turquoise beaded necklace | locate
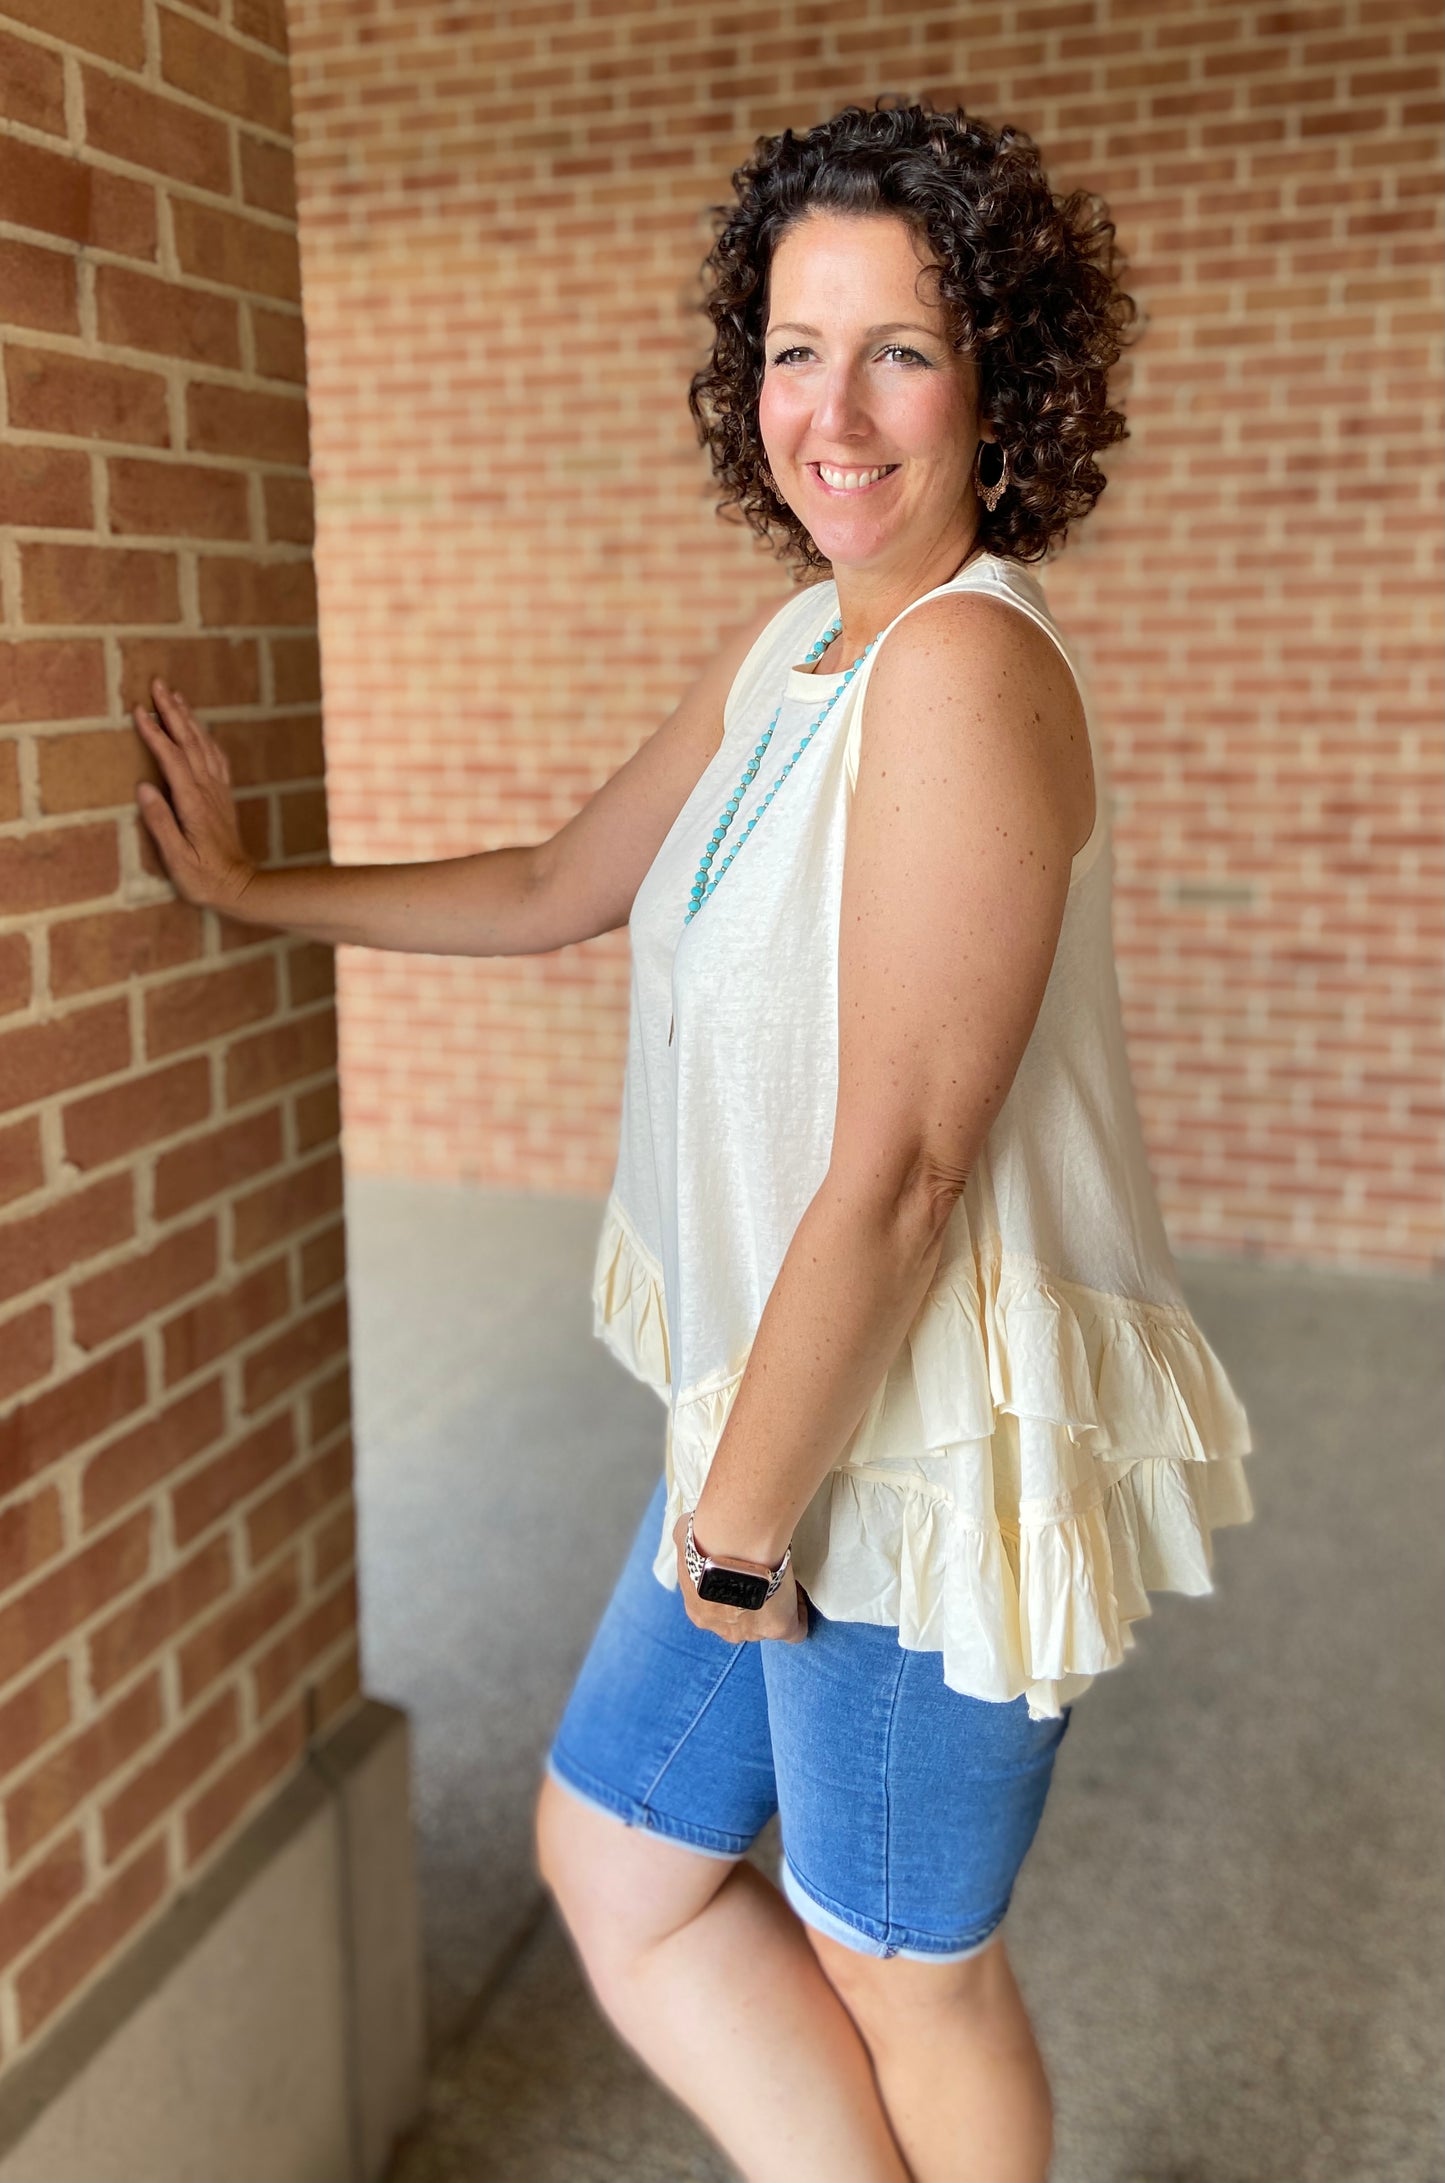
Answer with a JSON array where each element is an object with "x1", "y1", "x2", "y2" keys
[
  {"x1": 684, "y1": 613, "x2": 878, "y2": 926},
  {"x1": 667, "y1": 609, "x2": 880, "y2": 1046}
]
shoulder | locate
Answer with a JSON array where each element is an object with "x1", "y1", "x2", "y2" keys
[{"x1": 858, "y1": 585, "x2": 1090, "y2": 805}]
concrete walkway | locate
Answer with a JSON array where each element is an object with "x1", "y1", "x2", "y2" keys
[{"x1": 344, "y1": 1172, "x2": 1444, "y2": 2183}]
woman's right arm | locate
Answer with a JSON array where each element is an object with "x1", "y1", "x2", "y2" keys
[{"x1": 133, "y1": 593, "x2": 789, "y2": 956}]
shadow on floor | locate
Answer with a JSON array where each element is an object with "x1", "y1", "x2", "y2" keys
[{"x1": 346, "y1": 1173, "x2": 1444, "y2": 2183}]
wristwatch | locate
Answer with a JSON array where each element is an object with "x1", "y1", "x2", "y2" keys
[{"x1": 683, "y1": 1511, "x2": 792, "y2": 1611}]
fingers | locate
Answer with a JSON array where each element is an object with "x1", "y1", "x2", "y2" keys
[{"x1": 148, "y1": 679, "x2": 228, "y2": 786}]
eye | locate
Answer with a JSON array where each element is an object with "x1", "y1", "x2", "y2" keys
[
  {"x1": 878, "y1": 344, "x2": 932, "y2": 366},
  {"x1": 768, "y1": 345, "x2": 812, "y2": 367}
]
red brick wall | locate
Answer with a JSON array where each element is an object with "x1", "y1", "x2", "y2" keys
[
  {"x1": 1, "y1": 0, "x2": 359, "y2": 2063},
  {"x1": 288, "y1": 0, "x2": 1443, "y2": 1273}
]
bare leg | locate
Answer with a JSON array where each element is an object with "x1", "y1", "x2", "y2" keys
[
  {"x1": 536, "y1": 1773, "x2": 911, "y2": 2183},
  {"x1": 805, "y1": 1924, "x2": 1056, "y2": 2183}
]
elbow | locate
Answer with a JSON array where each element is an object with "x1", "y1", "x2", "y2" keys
[{"x1": 824, "y1": 1143, "x2": 970, "y2": 1265}]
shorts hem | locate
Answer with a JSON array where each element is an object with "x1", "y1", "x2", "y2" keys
[
  {"x1": 781, "y1": 1855, "x2": 1009, "y2": 1962},
  {"x1": 544, "y1": 1749, "x2": 749, "y2": 1862}
]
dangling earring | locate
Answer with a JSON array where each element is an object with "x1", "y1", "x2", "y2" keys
[{"x1": 974, "y1": 439, "x2": 1009, "y2": 513}]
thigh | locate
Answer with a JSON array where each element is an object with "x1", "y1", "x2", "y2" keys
[
  {"x1": 761, "y1": 1602, "x2": 1073, "y2": 1961},
  {"x1": 546, "y1": 1469, "x2": 779, "y2": 1858}
]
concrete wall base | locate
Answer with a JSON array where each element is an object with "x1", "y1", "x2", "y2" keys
[{"x1": 0, "y1": 1698, "x2": 424, "y2": 2183}]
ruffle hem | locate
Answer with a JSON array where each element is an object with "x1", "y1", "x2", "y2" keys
[{"x1": 590, "y1": 1193, "x2": 1254, "y2": 1721}]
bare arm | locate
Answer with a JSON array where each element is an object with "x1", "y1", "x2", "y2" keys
[{"x1": 132, "y1": 592, "x2": 790, "y2": 956}]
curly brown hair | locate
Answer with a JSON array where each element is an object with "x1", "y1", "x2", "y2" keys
[{"x1": 687, "y1": 99, "x2": 1140, "y2": 574}]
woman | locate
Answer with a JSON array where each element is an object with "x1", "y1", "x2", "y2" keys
[{"x1": 135, "y1": 101, "x2": 1254, "y2": 2183}]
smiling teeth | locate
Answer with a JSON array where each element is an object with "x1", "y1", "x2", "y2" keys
[{"x1": 817, "y1": 463, "x2": 895, "y2": 490}]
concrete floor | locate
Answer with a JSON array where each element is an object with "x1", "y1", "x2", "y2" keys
[{"x1": 344, "y1": 1172, "x2": 1445, "y2": 2183}]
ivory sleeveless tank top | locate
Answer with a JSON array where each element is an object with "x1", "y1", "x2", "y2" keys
[{"x1": 591, "y1": 549, "x2": 1255, "y2": 1720}]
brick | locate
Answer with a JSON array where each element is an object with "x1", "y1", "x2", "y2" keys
[
  {"x1": 88, "y1": 1536, "x2": 231, "y2": 1698},
  {"x1": 0, "y1": 1118, "x2": 45, "y2": 1214},
  {"x1": 81, "y1": 1376, "x2": 226, "y2": 1534},
  {"x1": 0, "y1": 822, "x2": 120, "y2": 912},
  {"x1": 17, "y1": 1837, "x2": 170, "y2": 2039},
  {"x1": 241, "y1": 1292, "x2": 348, "y2": 1414},
  {"x1": 0, "y1": 23, "x2": 66, "y2": 133},
  {"x1": 0, "y1": 137, "x2": 155, "y2": 259},
  {"x1": 0, "y1": 0, "x2": 145, "y2": 69},
  {"x1": 0, "y1": 1300, "x2": 53, "y2": 1409},
  {"x1": 108, "y1": 457, "x2": 251, "y2": 541},
  {"x1": 286, "y1": 942, "x2": 334, "y2": 1010},
  {"x1": 153, "y1": 1104, "x2": 285, "y2": 1222},
  {"x1": 5, "y1": 1674, "x2": 165, "y2": 1864},
  {"x1": 0, "y1": 1661, "x2": 71, "y2": 1782},
  {"x1": 217, "y1": 709, "x2": 325, "y2": 788},
  {"x1": 50, "y1": 903, "x2": 201, "y2": 999},
  {"x1": 171, "y1": 1410, "x2": 295, "y2": 1546},
  {"x1": 0, "y1": 1511, "x2": 152, "y2": 1692},
  {"x1": 226, "y1": 1013, "x2": 336, "y2": 1106},
  {"x1": 0, "y1": 1834, "x2": 87, "y2": 1984},
  {"x1": 186, "y1": 382, "x2": 309, "y2": 467},
  {"x1": 277, "y1": 786, "x2": 327, "y2": 858},
  {"x1": 0, "y1": 1332, "x2": 145, "y2": 1496},
  {"x1": 0, "y1": 1486, "x2": 64, "y2": 1591},
  {"x1": 233, "y1": 0, "x2": 289, "y2": 55},
  {"x1": 161, "y1": 1252, "x2": 290, "y2": 1385},
  {"x1": 262, "y1": 474, "x2": 314, "y2": 545},
  {"x1": 307, "y1": 1366, "x2": 351, "y2": 1449},
  {"x1": 160, "y1": 8, "x2": 292, "y2": 133},
  {"x1": 63, "y1": 1056, "x2": 210, "y2": 1172},
  {"x1": 0, "y1": 1000, "x2": 132, "y2": 1120},
  {"x1": 240, "y1": 134, "x2": 297, "y2": 220},
  {"x1": 72, "y1": 1216, "x2": 219, "y2": 1350},
  {"x1": 0, "y1": 237, "x2": 80, "y2": 336},
  {"x1": 5, "y1": 347, "x2": 169, "y2": 448},
  {"x1": 41, "y1": 720, "x2": 166, "y2": 816},
  {"x1": 21, "y1": 543, "x2": 181, "y2": 627},
  {"x1": 83, "y1": 67, "x2": 233, "y2": 196},
  {"x1": 0, "y1": 740, "x2": 17, "y2": 824},
  {"x1": 293, "y1": 1078, "x2": 341, "y2": 1154},
  {"x1": 310, "y1": 1498, "x2": 355, "y2": 1588},
  {"x1": 250, "y1": 303, "x2": 307, "y2": 385},
  {"x1": 0, "y1": 931, "x2": 30, "y2": 1016},
  {"x1": 176, "y1": 1555, "x2": 300, "y2": 1704},
  {"x1": 233, "y1": 1147, "x2": 343, "y2": 1261},
  {"x1": 143, "y1": 954, "x2": 278, "y2": 1061},
  {"x1": 199, "y1": 555, "x2": 318, "y2": 629},
  {"x1": 184, "y1": 1698, "x2": 304, "y2": 1867},
  {"x1": 298, "y1": 1218, "x2": 346, "y2": 1302},
  {"x1": 245, "y1": 1437, "x2": 349, "y2": 1567},
  {"x1": 96, "y1": 265, "x2": 242, "y2": 371},
  {"x1": 119, "y1": 635, "x2": 262, "y2": 712},
  {"x1": 101, "y1": 1688, "x2": 239, "y2": 1863},
  {"x1": 269, "y1": 634, "x2": 321, "y2": 705},
  {"x1": 252, "y1": 1573, "x2": 357, "y2": 1716},
  {"x1": 0, "y1": 443, "x2": 92, "y2": 529},
  {"x1": 172, "y1": 197, "x2": 301, "y2": 306},
  {"x1": 0, "y1": 640, "x2": 107, "y2": 726}
]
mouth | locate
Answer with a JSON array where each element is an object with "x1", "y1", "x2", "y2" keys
[{"x1": 807, "y1": 462, "x2": 900, "y2": 496}]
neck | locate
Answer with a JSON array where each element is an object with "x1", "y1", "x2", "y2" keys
[{"x1": 828, "y1": 521, "x2": 984, "y2": 662}]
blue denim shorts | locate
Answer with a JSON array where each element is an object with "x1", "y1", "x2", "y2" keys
[{"x1": 545, "y1": 1471, "x2": 1073, "y2": 1962}]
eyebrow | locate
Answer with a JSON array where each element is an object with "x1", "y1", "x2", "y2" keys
[{"x1": 765, "y1": 321, "x2": 941, "y2": 341}]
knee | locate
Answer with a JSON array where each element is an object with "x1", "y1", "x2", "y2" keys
[{"x1": 805, "y1": 1923, "x2": 1013, "y2": 2056}]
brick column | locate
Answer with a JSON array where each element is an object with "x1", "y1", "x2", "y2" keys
[{"x1": 1, "y1": 0, "x2": 360, "y2": 2065}]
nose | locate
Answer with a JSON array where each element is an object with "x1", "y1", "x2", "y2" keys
[{"x1": 810, "y1": 359, "x2": 872, "y2": 444}]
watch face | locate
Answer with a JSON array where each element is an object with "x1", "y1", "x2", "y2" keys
[{"x1": 696, "y1": 1564, "x2": 771, "y2": 1611}]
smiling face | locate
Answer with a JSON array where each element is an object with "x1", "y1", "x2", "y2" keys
[{"x1": 758, "y1": 208, "x2": 992, "y2": 581}]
